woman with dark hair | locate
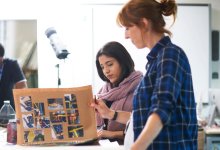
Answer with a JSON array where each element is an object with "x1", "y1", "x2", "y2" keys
[
  {"x1": 95, "y1": 41, "x2": 142, "y2": 144},
  {"x1": 92, "y1": 0, "x2": 198, "y2": 149}
]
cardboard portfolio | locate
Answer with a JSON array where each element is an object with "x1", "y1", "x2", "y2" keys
[{"x1": 13, "y1": 85, "x2": 97, "y2": 145}]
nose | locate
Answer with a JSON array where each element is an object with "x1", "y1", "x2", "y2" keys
[{"x1": 103, "y1": 67, "x2": 110, "y2": 75}]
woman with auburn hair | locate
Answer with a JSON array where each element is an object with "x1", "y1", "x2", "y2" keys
[{"x1": 91, "y1": 0, "x2": 198, "y2": 149}]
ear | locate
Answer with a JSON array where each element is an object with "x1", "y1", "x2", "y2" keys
[
  {"x1": 141, "y1": 18, "x2": 150, "y2": 28},
  {"x1": 141, "y1": 18, "x2": 149, "y2": 25},
  {"x1": 140, "y1": 18, "x2": 150, "y2": 32}
]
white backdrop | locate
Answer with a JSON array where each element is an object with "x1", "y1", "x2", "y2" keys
[
  {"x1": 36, "y1": 4, "x2": 211, "y2": 103},
  {"x1": 0, "y1": 1, "x2": 211, "y2": 102},
  {"x1": 90, "y1": 4, "x2": 211, "y2": 102}
]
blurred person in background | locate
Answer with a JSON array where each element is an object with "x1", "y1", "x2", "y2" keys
[{"x1": 0, "y1": 43, "x2": 27, "y2": 110}]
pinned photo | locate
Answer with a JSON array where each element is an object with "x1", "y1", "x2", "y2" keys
[
  {"x1": 33, "y1": 102, "x2": 45, "y2": 117},
  {"x1": 68, "y1": 125, "x2": 84, "y2": 138},
  {"x1": 22, "y1": 114, "x2": 34, "y2": 129},
  {"x1": 51, "y1": 124, "x2": 64, "y2": 140},
  {"x1": 65, "y1": 94, "x2": 77, "y2": 109},
  {"x1": 48, "y1": 98, "x2": 64, "y2": 110},
  {"x1": 24, "y1": 130, "x2": 45, "y2": 143},
  {"x1": 35, "y1": 117, "x2": 50, "y2": 129},
  {"x1": 20, "y1": 96, "x2": 33, "y2": 112},
  {"x1": 67, "y1": 109, "x2": 80, "y2": 124},
  {"x1": 50, "y1": 110, "x2": 66, "y2": 123}
]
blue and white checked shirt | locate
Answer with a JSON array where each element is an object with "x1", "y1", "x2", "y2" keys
[{"x1": 133, "y1": 36, "x2": 198, "y2": 150}]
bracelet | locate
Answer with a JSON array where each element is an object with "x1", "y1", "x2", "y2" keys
[{"x1": 112, "y1": 111, "x2": 118, "y2": 121}]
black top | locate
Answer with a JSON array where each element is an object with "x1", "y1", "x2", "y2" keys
[{"x1": 0, "y1": 58, "x2": 26, "y2": 109}]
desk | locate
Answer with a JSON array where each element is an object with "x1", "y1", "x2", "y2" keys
[
  {"x1": 0, "y1": 127, "x2": 124, "y2": 150},
  {"x1": 204, "y1": 127, "x2": 220, "y2": 150},
  {"x1": 206, "y1": 135, "x2": 220, "y2": 150}
]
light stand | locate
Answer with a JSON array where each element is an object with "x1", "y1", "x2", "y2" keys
[
  {"x1": 45, "y1": 27, "x2": 70, "y2": 88},
  {"x1": 55, "y1": 64, "x2": 61, "y2": 88}
]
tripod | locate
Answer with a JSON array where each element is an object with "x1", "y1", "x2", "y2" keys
[{"x1": 55, "y1": 64, "x2": 61, "y2": 88}]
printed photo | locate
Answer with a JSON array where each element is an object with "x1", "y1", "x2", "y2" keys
[
  {"x1": 22, "y1": 114, "x2": 34, "y2": 129},
  {"x1": 24, "y1": 130, "x2": 44, "y2": 143},
  {"x1": 48, "y1": 98, "x2": 64, "y2": 110},
  {"x1": 68, "y1": 125, "x2": 84, "y2": 138},
  {"x1": 65, "y1": 94, "x2": 77, "y2": 109},
  {"x1": 33, "y1": 102, "x2": 45, "y2": 117},
  {"x1": 35, "y1": 117, "x2": 50, "y2": 129},
  {"x1": 67, "y1": 109, "x2": 80, "y2": 124},
  {"x1": 49, "y1": 110, "x2": 66, "y2": 123},
  {"x1": 20, "y1": 96, "x2": 33, "y2": 112},
  {"x1": 51, "y1": 124, "x2": 64, "y2": 140}
]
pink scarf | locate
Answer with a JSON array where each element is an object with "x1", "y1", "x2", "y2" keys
[{"x1": 96, "y1": 71, "x2": 143, "y2": 131}]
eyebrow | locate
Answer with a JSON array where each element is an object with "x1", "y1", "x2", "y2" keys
[{"x1": 100, "y1": 59, "x2": 115, "y2": 66}]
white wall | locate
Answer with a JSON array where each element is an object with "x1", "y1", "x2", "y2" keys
[
  {"x1": 1, "y1": 20, "x2": 37, "y2": 68},
  {"x1": 0, "y1": 0, "x2": 220, "y2": 97},
  {"x1": 177, "y1": 0, "x2": 220, "y2": 90},
  {"x1": 81, "y1": 0, "x2": 220, "y2": 90},
  {"x1": 80, "y1": 0, "x2": 220, "y2": 31},
  {"x1": 37, "y1": 8, "x2": 93, "y2": 88}
]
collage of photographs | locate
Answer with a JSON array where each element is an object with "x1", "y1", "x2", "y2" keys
[{"x1": 19, "y1": 93, "x2": 84, "y2": 143}]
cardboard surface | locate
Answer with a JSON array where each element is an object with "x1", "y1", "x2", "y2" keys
[{"x1": 13, "y1": 85, "x2": 97, "y2": 145}]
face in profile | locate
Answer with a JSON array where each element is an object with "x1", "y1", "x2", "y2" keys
[
  {"x1": 125, "y1": 24, "x2": 147, "y2": 49},
  {"x1": 98, "y1": 55, "x2": 122, "y2": 85}
]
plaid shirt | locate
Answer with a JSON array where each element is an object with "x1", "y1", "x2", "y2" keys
[{"x1": 133, "y1": 36, "x2": 198, "y2": 150}]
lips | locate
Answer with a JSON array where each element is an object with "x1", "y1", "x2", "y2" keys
[{"x1": 107, "y1": 75, "x2": 113, "y2": 80}]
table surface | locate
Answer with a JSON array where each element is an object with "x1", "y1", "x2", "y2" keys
[
  {"x1": 204, "y1": 127, "x2": 220, "y2": 135},
  {"x1": 0, "y1": 127, "x2": 124, "y2": 150}
]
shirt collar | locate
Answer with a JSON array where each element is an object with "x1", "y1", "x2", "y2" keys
[{"x1": 146, "y1": 36, "x2": 171, "y2": 62}]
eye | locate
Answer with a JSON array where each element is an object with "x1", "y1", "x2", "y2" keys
[{"x1": 107, "y1": 62, "x2": 113, "y2": 67}]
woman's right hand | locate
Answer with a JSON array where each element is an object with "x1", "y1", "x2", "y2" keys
[
  {"x1": 91, "y1": 98, "x2": 114, "y2": 120},
  {"x1": 97, "y1": 129, "x2": 113, "y2": 139}
]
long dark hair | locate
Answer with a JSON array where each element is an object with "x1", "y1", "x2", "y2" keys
[{"x1": 96, "y1": 41, "x2": 135, "y2": 87}]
